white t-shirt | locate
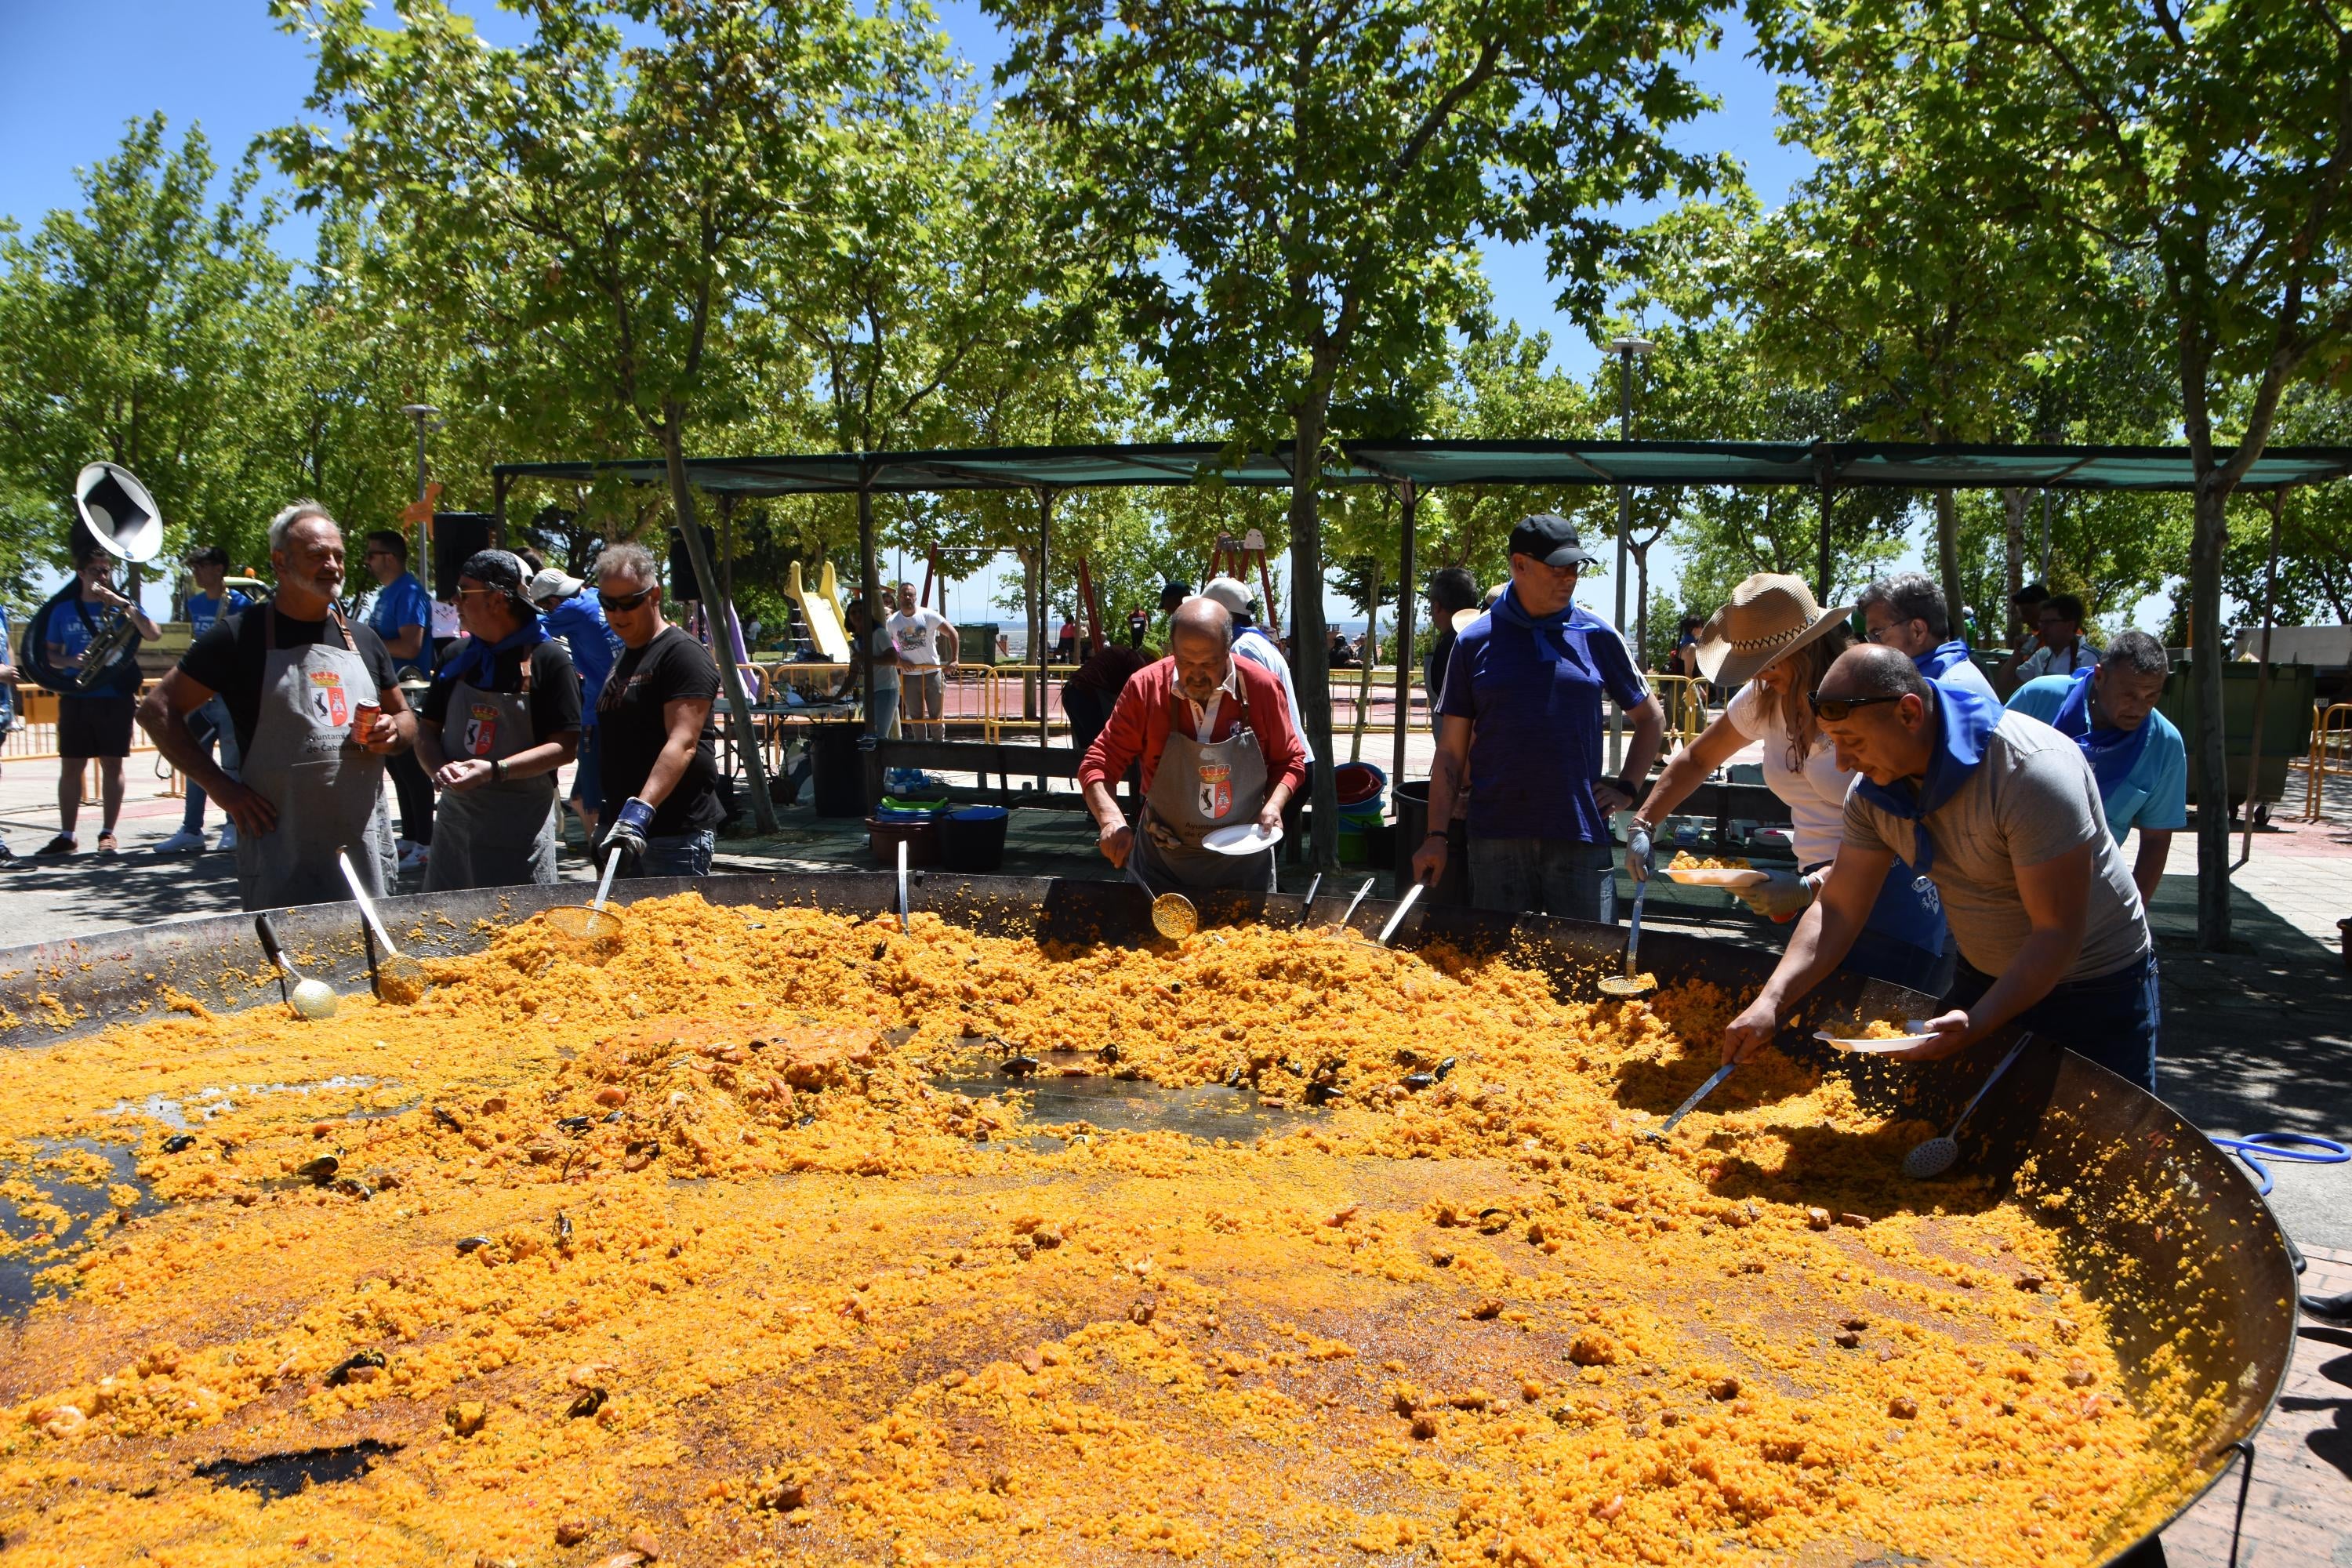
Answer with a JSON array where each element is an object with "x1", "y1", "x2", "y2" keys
[
  {"x1": 869, "y1": 627, "x2": 899, "y2": 692},
  {"x1": 887, "y1": 608, "x2": 952, "y2": 670},
  {"x1": 1726, "y1": 680, "x2": 1852, "y2": 869},
  {"x1": 2018, "y1": 641, "x2": 2093, "y2": 681},
  {"x1": 1232, "y1": 625, "x2": 1314, "y2": 767}
]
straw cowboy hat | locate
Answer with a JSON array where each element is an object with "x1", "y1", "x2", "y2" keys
[{"x1": 1693, "y1": 573, "x2": 1855, "y2": 688}]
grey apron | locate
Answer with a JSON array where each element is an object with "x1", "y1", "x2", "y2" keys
[
  {"x1": 423, "y1": 655, "x2": 561, "y2": 892},
  {"x1": 235, "y1": 605, "x2": 398, "y2": 912},
  {"x1": 1134, "y1": 685, "x2": 1275, "y2": 894}
]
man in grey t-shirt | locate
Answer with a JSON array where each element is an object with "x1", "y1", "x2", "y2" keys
[{"x1": 1724, "y1": 645, "x2": 2159, "y2": 1091}]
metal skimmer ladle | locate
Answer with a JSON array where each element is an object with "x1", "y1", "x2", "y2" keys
[
  {"x1": 1595, "y1": 874, "x2": 1654, "y2": 998},
  {"x1": 1124, "y1": 849, "x2": 1196, "y2": 939},
  {"x1": 1904, "y1": 1034, "x2": 2034, "y2": 1179},
  {"x1": 543, "y1": 845, "x2": 630, "y2": 949},
  {"x1": 255, "y1": 912, "x2": 337, "y2": 1020},
  {"x1": 1375, "y1": 878, "x2": 1425, "y2": 946},
  {"x1": 338, "y1": 849, "x2": 428, "y2": 1004},
  {"x1": 1646, "y1": 1062, "x2": 1736, "y2": 1141},
  {"x1": 1337, "y1": 877, "x2": 1376, "y2": 931}
]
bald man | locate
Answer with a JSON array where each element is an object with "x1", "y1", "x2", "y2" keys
[
  {"x1": 1079, "y1": 597, "x2": 1308, "y2": 893},
  {"x1": 1722, "y1": 644, "x2": 2158, "y2": 1091}
]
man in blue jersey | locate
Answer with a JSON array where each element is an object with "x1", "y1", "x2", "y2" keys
[
  {"x1": 1410, "y1": 514, "x2": 1664, "y2": 922},
  {"x1": 2005, "y1": 629, "x2": 2183, "y2": 909},
  {"x1": 364, "y1": 528, "x2": 438, "y2": 873},
  {"x1": 531, "y1": 566, "x2": 622, "y2": 844},
  {"x1": 1857, "y1": 572, "x2": 1999, "y2": 702},
  {"x1": 153, "y1": 547, "x2": 253, "y2": 855}
]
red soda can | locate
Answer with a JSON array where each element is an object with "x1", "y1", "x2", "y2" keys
[{"x1": 351, "y1": 701, "x2": 381, "y2": 745}]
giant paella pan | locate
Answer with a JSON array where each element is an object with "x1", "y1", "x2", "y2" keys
[{"x1": 0, "y1": 873, "x2": 2293, "y2": 1566}]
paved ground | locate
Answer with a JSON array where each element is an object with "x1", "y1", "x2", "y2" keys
[{"x1": 2, "y1": 749, "x2": 2348, "y2": 1562}]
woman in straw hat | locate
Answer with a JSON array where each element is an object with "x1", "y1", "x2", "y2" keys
[{"x1": 1625, "y1": 573, "x2": 1950, "y2": 993}]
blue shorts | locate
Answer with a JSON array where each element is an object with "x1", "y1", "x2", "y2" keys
[{"x1": 570, "y1": 727, "x2": 602, "y2": 813}]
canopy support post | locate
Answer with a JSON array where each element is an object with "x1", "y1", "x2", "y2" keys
[
  {"x1": 858, "y1": 465, "x2": 881, "y2": 808},
  {"x1": 492, "y1": 470, "x2": 510, "y2": 548},
  {"x1": 1390, "y1": 477, "x2": 1417, "y2": 793},
  {"x1": 1036, "y1": 488, "x2": 1054, "y2": 790}
]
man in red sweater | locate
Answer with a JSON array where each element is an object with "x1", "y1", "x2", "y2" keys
[{"x1": 1080, "y1": 597, "x2": 1307, "y2": 892}]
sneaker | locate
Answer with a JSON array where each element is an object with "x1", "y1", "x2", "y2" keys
[
  {"x1": 398, "y1": 843, "x2": 430, "y2": 873},
  {"x1": 153, "y1": 829, "x2": 209, "y2": 856},
  {"x1": 34, "y1": 833, "x2": 75, "y2": 856},
  {"x1": 96, "y1": 832, "x2": 119, "y2": 855},
  {"x1": 216, "y1": 822, "x2": 238, "y2": 853}
]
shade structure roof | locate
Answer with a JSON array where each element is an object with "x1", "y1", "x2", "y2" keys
[{"x1": 492, "y1": 439, "x2": 2352, "y2": 497}]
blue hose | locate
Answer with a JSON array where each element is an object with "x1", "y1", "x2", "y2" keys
[{"x1": 2209, "y1": 1131, "x2": 2350, "y2": 1197}]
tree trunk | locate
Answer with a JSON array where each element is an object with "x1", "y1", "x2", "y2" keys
[
  {"x1": 1633, "y1": 543, "x2": 1651, "y2": 673},
  {"x1": 2001, "y1": 488, "x2": 2027, "y2": 644},
  {"x1": 659, "y1": 415, "x2": 776, "y2": 835},
  {"x1": 1287, "y1": 414, "x2": 1338, "y2": 872},
  {"x1": 1933, "y1": 488, "x2": 1965, "y2": 647},
  {"x1": 2190, "y1": 480, "x2": 2232, "y2": 949},
  {"x1": 858, "y1": 478, "x2": 880, "y2": 804}
]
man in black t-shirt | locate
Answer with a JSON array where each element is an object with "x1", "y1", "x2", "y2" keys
[
  {"x1": 140, "y1": 504, "x2": 416, "y2": 909},
  {"x1": 589, "y1": 543, "x2": 724, "y2": 879}
]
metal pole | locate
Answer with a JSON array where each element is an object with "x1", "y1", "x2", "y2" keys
[
  {"x1": 1817, "y1": 485, "x2": 1834, "y2": 604},
  {"x1": 1036, "y1": 490, "x2": 1052, "y2": 788},
  {"x1": 1390, "y1": 477, "x2": 1417, "y2": 793},
  {"x1": 2040, "y1": 490, "x2": 2053, "y2": 583},
  {"x1": 1611, "y1": 345, "x2": 1633, "y2": 771}
]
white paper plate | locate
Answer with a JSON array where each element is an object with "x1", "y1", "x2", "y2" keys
[
  {"x1": 1201, "y1": 821, "x2": 1283, "y2": 855},
  {"x1": 1815, "y1": 1019, "x2": 1936, "y2": 1053},
  {"x1": 1664, "y1": 867, "x2": 1768, "y2": 888}
]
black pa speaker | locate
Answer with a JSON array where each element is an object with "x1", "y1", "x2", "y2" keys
[
  {"x1": 430, "y1": 513, "x2": 496, "y2": 598},
  {"x1": 667, "y1": 524, "x2": 718, "y2": 597}
]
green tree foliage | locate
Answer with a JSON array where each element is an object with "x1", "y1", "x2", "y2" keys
[
  {"x1": 0, "y1": 117, "x2": 288, "y2": 592},
  {"x1": 989, "y1": 0, "x2": 1730, "y2": 864},
  {"x1": 1756, "y1": 0, "x2": 2352, "y2": 947}
]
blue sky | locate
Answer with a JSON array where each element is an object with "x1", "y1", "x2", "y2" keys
[{"x1": 2, "y1": 1, "x2": 1836, "y2": 628}]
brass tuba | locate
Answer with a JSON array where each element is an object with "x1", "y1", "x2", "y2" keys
[{"x1": 67, "y1": 462, "x2": 165, "y2": 692}]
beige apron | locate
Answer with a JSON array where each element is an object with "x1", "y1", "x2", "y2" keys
[
  {"x1": 234, "y1": 604, "x2": 397, "y2": 911},
  {"x1": 1134, "y1": 685, "x2": 1274, "y2": 893},
  {"x1": 423, "y1": 653, "x2": 562, "y2": 892}
]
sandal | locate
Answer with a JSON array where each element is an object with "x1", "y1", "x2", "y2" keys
[
  {"x1": 96, "y1": 832, "x2": 120, "y2": 855},
  {"x1": 34, "y1": 833, "x2": 76, "y2": 856}
]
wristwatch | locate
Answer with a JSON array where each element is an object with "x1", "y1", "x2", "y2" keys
[
  {"x1": 492, "y1": 759, "x2": 509, "y2": 783},
  {"x1": 1613, "y1": 773, "x2": 1643, "y2": 800}
]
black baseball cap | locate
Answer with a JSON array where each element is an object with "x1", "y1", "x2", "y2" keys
[
  {"x1": 1508, "y1": 514, "x2": 1602, "y2": 569},
  {"x1": 459, "y1": 548, "x2": 534, "y2": 611}
]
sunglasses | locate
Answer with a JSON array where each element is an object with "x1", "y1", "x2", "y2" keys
[
  {"x1": 599, "y1": 585, "x2": 658, "y2": 613},
  {"x1": 1809, "y1": 691, "x2": 1907, "y2": 722}
]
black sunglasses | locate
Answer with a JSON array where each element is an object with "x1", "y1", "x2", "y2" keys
[
  {"x1": 598, "y1": 585, "x2": 657, "y2": 613},
  {"x1": 1809, "y1": 691, "x2": 1907, "y2": 722}
]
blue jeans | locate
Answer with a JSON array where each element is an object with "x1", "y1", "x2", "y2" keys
[
  {"x1": 1943, "y1": 949, "x2": 2160, "y2": 1092},
  {"x1": 181, "y1": 695, "x2": 241, "y2": 833},
  {"x1": 870, "y1": 686, "x2": 900, "y2": 740},
  {"x1": 627, "y1": 829, "x2": 714, "y2": 880},
  {"x1": 1468, "y1": 837, "x2": 1616, "y2": 923}
]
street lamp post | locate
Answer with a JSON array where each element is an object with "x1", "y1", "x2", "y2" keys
[
  {"x1": 1608, "y1": 336, "x2": 1653, "y2": 771},
  {"x1": 400, "y1": 403, "x2": 441, "y2": 573}
]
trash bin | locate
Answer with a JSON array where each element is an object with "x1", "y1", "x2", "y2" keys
[
  {"x1": 808, "y1": 722, "x2": 869, "y2": 818},
  {"x1": 2157, "y1": 659, "x2": 2315, "y2": 811},
  {"x1": 1392, "y1": 780, "x2": 1468, "y2": 906},
  {"x1": 939, "y1": 805, "x2": 1011, "y2": 873}
]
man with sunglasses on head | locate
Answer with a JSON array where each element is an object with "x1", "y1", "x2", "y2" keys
[
  {"x1": 362, "y1": 528, "x2": 438, "y2": 873},
  {"x1": 589, "y1": 544, "x2": 726, "y2": 880},
  {"x1": 1722, "y1": 644, "x2": 2158, "y2": 1091},
  {"x1": 1410, "y1": 514, "x2": 1664, "y2": 922},
  {"x1": 1856, "y1": 572, "x2": 1998, "y2": 702}
]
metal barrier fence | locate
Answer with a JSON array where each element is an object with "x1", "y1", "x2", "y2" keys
[
  {"x1": 2, "y1": 684, "x2": 182, "y2": 805},
  {"x1": 2303, "y1": 702, "x2": 2352, "y2": 822}
]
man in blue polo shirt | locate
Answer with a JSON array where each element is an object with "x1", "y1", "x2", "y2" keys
[
  {"x1": 1857, "y1": 572, "x2": 1999, "y2": 702},
  {"x1": 1410, "y1": 514, "x2": 1664, "y2": 922},
  {"x1": 154, "y1": 546, "x2": 253, "y2": 855},
  {"x1": 2006, "y1": 628, "x2": 2183, "y2": 909}
]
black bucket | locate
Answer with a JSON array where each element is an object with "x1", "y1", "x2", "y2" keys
[
  {"x1": 808, "y1": 723, "x2": 869, "y2": 818},
  {"x1": 1392, "y1": 780, "x2": 1468, "y2": 906},
  {"x1": 938, "y1": 805, "x2": 1010, "y2": 873}
]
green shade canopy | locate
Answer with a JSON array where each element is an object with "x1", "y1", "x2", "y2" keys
[{"x1": 492, "y1": 439, "x2": 2352, "y2": 496}]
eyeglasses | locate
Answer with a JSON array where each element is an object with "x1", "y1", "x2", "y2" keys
[
  {"x1": 1809, "y1": 691, "x2": 1907, "y2": 722},
  {"x1": 599, "y1": 585, "x2": 658, "y2": 613},
  {"x1": 454, "y1": 586, "x2": 503, "y2": 600}
]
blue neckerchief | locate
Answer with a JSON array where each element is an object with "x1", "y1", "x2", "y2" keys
[
  {"x1": 1853, "y1": 681, "x2": 2003, "y2": 876},
  {"x1": 1916, "y1": 640, "x2": 1976, "y2": 682},
  {"x1": 443, "y1": 614, "x2": 548, "y2": 690},
  {"x1": 2049, "y1": 666, "x2": 2151, "y2": 797},
  {"x1": 1488, "y1": 582, "x2": 1581, "y2": 662}
]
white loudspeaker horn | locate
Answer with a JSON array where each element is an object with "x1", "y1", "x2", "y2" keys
[{"x1": 74, "y1": 462, "x2": 165, "y2": 568}]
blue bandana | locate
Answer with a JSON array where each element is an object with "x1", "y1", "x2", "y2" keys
[
  {"x1": 1916, "y1": 640, "x2": 1976, "y2": 682},
  {"x1": 1488, "y1": 582, "x2": 1578, "y2": 657},
  {"x1": 1853, "y1": 680, "x2": 2004, "y2": 877},
  {"x1": 2048, "y1": 666, "x2": 2151, "y2": 797},
  {"x1": 443, "y1": 615, "x2": 549, "y2": 691}
]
